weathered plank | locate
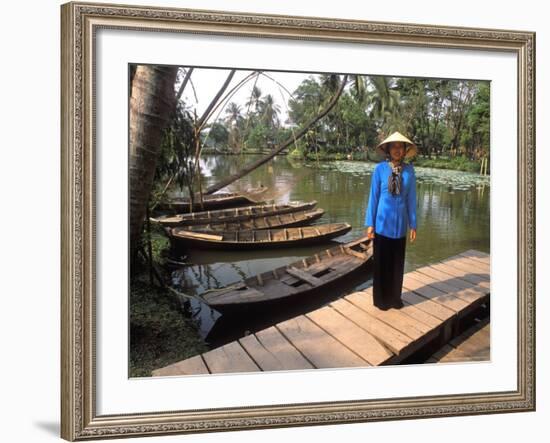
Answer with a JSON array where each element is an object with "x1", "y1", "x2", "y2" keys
[
  {"x1": 407, "y1": 271, "x2": 487, "y2": 306},
  {"x1": 306, "y1": 306, "x2": 392, "y2": 366},
  {"x1": 331, "y1": 297, "x2": 410, "y2": 355},
  {"x1": 152, "y1": 355, "x2": 210, "y2": 377},
  {"x1": 427, "y1": 318, "x2": 490, "y2": 363},
  {"x1": 202, "y1": 341, "x2": 261, "y2": 374},
  {"x1": 285, "y1": 266, "x2": 322, "y2": 286},
  {"x1": 346, "y1": 290, "x2": 429, "y2": 339},
  {"x1": 402, "y1": 274, "x2": 469, "y2": 312},
  {"x1": 443, "y1": 257, "x2": 490, "y2": 278},
  {"x1": 459, "y1": 250, "x2": 490, "y2": 265},
  {"x1": 254, "y1": 327, "x2": 314, "y2": 370},
  {"x1": 276, "y1": 315, "x2": 369, "y2": 368},
  {"x1": 400, "y1": 289, "x2": 456, "y2": 322},
  {"x1": 430, "y1": 261, "x2": 490, "y2": 289},
  {"x1": 238, "y1": 334, "x2": 288, "y2": 371}
]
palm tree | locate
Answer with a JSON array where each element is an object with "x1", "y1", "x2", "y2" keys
[
  {"x1": 260, "y1": 93, "x2": 281, "y2": 128},
  {"x1": 245, "y1": 85, "x2": 263, "y2": 114},
  {"x1": 224, "y1": 102, "x2": 243, "y2": 152},
  {"x1": 129, "y1": 65, "x2": 178, "y2": 265},
  {"x1": 206, "y1": 75, "x2": 349, "y2": 194},
  {"x1": 368, "y1": 76, "x2": 402, "y2": 134}
]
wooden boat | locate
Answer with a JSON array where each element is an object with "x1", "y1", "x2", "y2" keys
[
  {"x1": 151, "y1": 200, "x2": 318, "y2": 228},
  {"x1": 155, "y1": 185, "x2": 268, "y2": 213},
  {"x1": 166, "y1": 222, "x2": 352, "y2": 250},
  {"x1": 198, "y1": 234, "x2": 373, "y2": 313},
  {"x1": 180, "y1": 208, "x2": 325, "y2": 233}
]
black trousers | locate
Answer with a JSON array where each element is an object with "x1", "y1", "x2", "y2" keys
[{"x1": 372, "y1": 232, "x2": 407, "y2": 308}]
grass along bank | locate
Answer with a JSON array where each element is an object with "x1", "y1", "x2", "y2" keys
[{"x1": 130, "y1": 224, "x2": 209, "y2": 377}]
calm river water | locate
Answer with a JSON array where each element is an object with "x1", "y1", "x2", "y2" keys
[{"x1": 169, "y1": 154, "x2": 490, "y2": 347}]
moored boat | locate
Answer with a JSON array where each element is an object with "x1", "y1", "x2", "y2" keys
[
  {"x1": 151, "y1": 200, "x2": 318, "y2": 228},
  {"x1": 155, "y1": 185, "x2": 268, "y2": 213},
  {"x1": 166, "y1": 222, "x2": 352, "y2": 250},
  {"x1": 180, "y1": 208, "x2": 325, "y2": 232},
  {"x1": 199, "y1": 234, "x2": 373, "y2": 313}
]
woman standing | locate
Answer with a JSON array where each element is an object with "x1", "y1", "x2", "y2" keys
[{"x1": 364, "y1": 132, "x2": 418, "y2": 310}]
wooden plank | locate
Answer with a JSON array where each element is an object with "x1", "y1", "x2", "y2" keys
[
  {"x1": 347, "y1": 290, "x2": 431, "y2": 339},
  {"x1": 202, "y1": 341, "x2": 261, "y2": 374},
  {"x1": 402, "y1": 274, "x2": 469, "y2": 312},
  {"x1": 400, "y1": 289, "x2": 456, "y2": 322},
  {"x1": 457, "y1": 257, "x2": 491, "y2": 274},
  {"x1": 276, "y1": 315, "x2": 369, "y2": 368},
  {"x1": 413, "y1": 265, "x2": 480, "y2": 291},
  {"x1": 330, "y1": 298, "x2": 410, "y2": 355},
  {"x1": 378, "y1": 290, "x2": 442, "y2": 330},
  {"x1": 428, "y1": 261, "x2": 490, "y2": 289},
  {"x1": 406, "y1": 271, "x2": 487, "y2": 306},
  {"x1": 285, "y1": 266, "x2": 322, "y2": 286},
  {"x1": 460, "y1": 249, "x2": 490, "y2": 265},
  {"x1": 255, "y1": 327, "x2": 314, "y2": 370},
  {"x1": 177, "y1": 230, "x2": 223, "y2": 241},
  {"x1": 453, "y1": 253, "x2": 490, "y2": 270},
  {"x1": 443, "y1": 257, "x2": 491, "y2": 279},
  {"x1": 238, "y1": 334, "x2": 287, "y2": 371},
  {"x1": 152, "y1": 354, "x2": 210, "y2": 377},
  {"x1": 306, "y1": 306, "x2": 393, "y2": 365},
  {"x1": 465, "y1": 249, "x2": 489, "y2": 257},
  {"x1": 427, "y1": 318, "x2": 490, "y2": 363}
]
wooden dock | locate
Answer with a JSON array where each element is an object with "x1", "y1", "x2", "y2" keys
[
  {"x1": 152, "y1": 249, "x2": 490, "y2": 376},
  {"x1": 425, "y1": 316, "x2": 490, "y2": 363}
]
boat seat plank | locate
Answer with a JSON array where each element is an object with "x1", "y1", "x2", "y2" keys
[{"x1": 284, "y1": 266, "x2": 322, "y2": 286}]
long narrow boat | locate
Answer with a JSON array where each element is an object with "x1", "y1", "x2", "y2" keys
[
  {"x1": 181, "y1": 208, "x2": 325, "y2": 232},
  {"x1": 151, "y1": 200, "x2": 318, "y2": 228},
  {"x1": 166, "y1": 222, "x2": 352, "y2": 250},
  {"x1": 198, "y1": 234, "x2": 373, "y2": 313},
  {"x1": 155, "y1": 185, "x2": 268, "y2": 213}
]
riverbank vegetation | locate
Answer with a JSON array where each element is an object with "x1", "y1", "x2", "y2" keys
[
  {"x1": 130, "y1": 223, "x2": 209, "y2": 377},
  {"x1": 201, "y1": 75, "x2": 489, "y2": 171}
]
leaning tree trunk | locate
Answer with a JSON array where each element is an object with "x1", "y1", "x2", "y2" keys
[
  {"x1": 205, "y1": 75, "x2": 349, "y2": 195},
  {"x1": 129, "y1": 65, "x2": 178, "y2": 265}
]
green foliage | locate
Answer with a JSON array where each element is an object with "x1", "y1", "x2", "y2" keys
[
  {"x1": 414, "y1": 155, "x2": 481, "y2": 172},
  {"x1": 129, "y1": 276, "x2": 209, "y2": 377}
]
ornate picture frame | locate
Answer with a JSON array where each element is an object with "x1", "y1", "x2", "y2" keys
[{"x1": 61, "y1": 1, "x2": 535, "y2": 440}]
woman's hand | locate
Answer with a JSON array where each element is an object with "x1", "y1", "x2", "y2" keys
[
  {"x1": 365, "y1": 226, "x2": 375, "y2": 240},
  {"x1": 409, "y1": 228, "x2": 417, "y2": 243}
]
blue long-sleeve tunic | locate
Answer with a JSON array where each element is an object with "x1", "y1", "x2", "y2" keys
[{"x1": 364, "y1": 161, "x2": 417, "y2": 239}]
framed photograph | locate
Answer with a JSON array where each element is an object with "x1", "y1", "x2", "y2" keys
[{"x1": 61, "y1": 1, "x2": 536, "y2": 440}]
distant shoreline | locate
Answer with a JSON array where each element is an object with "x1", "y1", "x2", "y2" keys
[{"x1": 200, "y1": 149, "x2": 489, "y2": 174}]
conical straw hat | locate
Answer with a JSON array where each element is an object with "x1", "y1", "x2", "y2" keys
[{"x1": 376, "y1": 131, "x2": 418, "y2": 159}]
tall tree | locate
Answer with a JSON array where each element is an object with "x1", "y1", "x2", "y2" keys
[
  {"x1": 129, "y1": 65, "x2": 178, "y2": 264},
  {"x1": 205, "y1": 75, "x2": 349, "y2": 194}
]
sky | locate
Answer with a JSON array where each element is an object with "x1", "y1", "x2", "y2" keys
[{"x1": 176, "y1": 67, "x2": 321, "y2": 127}]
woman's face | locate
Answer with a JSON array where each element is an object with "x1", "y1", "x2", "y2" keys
[{"x1": 388, "y1": 142, "x2": 406, "y2": 161}]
